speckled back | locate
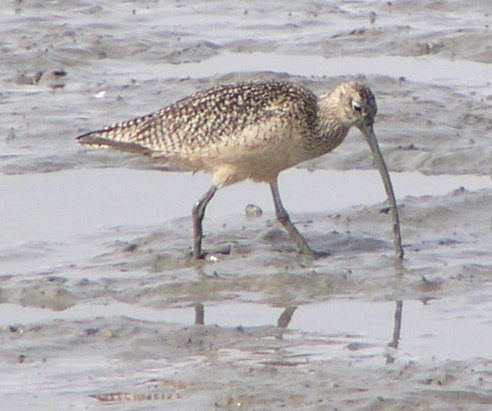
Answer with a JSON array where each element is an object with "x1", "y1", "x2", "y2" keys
[{"x1": 77, "y1": 81, "x2": 319, "y2": 158}]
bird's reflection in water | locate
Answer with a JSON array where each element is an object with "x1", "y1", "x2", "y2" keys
[
  {"x1": 193, "y1": 302, "x2": 297, "y2": 330},
  {"x1": 276, "y1": 306, "x2": 297, "y2": 329},
  {"x1": 194, "y1": 302, "x2": 205, "y2": 325},
  {"x1": 386, "y1": 300, "x2": 403, "y2": 364},
  {"x1": 191, "y1": 299, "x2": 405, "y2": 364}
]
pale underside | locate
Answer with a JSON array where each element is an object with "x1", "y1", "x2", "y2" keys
[{"x1": 159, "y1": 115, "x2": 313, "y2": 187}]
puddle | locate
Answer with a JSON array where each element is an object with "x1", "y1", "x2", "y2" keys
[
  {"x1": 100, "y1": 51, "x2": 492, "y2": 93},
  {"x1": 2, "y1": 292, "x2": 492, "y2": 363},
  {"x1": 1, "y1": 168, "x2": 491, "y2": 248},
  {"x1": 286, "y1": 298, "x2": 492, "y2": 363}
]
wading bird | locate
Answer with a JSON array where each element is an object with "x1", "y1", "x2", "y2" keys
[{"x1": 77, "y1": 80, "x2": 403, "y2": 259}]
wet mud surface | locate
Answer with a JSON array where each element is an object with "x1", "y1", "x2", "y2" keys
[{"x1": 2, "y1": 1, "x2": 492, "y2": 410}]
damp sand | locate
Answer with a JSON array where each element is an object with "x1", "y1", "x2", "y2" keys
[{"x1": 2, "y1": 1, "x2": 492, "y2": 409}]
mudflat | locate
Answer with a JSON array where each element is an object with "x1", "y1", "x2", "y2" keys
[{"x1": 1, "y1": 1, "x2": 492, "y2": 409}]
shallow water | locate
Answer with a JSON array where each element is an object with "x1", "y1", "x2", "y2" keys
[
  {"x1": 3, "y1": 0, "x2": 492, "y2": 409},
  {"x1": 2, "y1": 168, "x2": 491, "y2": 247},
  {"x1": 3, "y1": 293, "x2": 492, "y2": 362},
  {"x1": 116, "y1": 51, "x2": 492, "y2": 93}
]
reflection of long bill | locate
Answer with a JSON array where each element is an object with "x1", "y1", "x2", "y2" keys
[{"x1": 359, "y1": 123, "x2": 404, "y2": 260}]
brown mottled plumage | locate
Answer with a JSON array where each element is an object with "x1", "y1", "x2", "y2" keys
[{"x1": 77, "y1": 80, "x2": 403, "y2": 259}]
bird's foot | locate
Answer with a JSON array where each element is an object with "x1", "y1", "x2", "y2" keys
[
  {"x1": 191, "y1": 245, "x2": 232, "y2": 261},
  {"x1": 306, "y1": 250, "x2": 331, "y2": 259},
  {"x1": 312, "y1": 250, "x2": 331, "y2": 258},
  {"x1": 298, "y1": 247, "x2": 331, "y2": 259}
]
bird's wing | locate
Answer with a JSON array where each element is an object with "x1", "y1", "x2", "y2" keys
[{"x1": 76, "y1": 82, "x2": 318, "y2": 160}]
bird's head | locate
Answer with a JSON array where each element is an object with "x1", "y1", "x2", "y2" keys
[
  {"x1": 320, "y1": 80, "x2": 403, "y2": 259},
  {"x1": 332, "y1": 81, "x2": 377, "y2": 129}
]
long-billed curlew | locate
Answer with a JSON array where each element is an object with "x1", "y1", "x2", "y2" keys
[{"x1": 77, "y1": 80, "x2": 403, "y2": 260}]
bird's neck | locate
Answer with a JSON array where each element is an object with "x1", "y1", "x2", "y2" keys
[{"x1": 314, "y1": 94, "x2": 350, "y2": 153}]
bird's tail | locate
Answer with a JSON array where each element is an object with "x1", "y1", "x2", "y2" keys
[{"x1": 76, "y1": 114, "x2": 154, "y2": 155}]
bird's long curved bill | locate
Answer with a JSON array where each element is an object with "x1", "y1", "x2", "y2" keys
[{"x1": 360, "y1": 124, "x2": 404, "y2": 260}]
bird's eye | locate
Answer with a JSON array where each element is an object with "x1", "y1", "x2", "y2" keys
[{"x1": 352, "y1": 101, "x2": 362, "y2": 112}]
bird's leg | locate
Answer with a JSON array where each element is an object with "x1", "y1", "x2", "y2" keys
[
  {"x1": 192, "y1": 185, "x2": 218, "y2": 259},
  {"x1": 269, "y1": 178, "x2": 321, "y2": 257}
]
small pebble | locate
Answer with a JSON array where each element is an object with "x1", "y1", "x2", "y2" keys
[{"x1": 245, "y1": 204, "x2": 263, "y2": 219}]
